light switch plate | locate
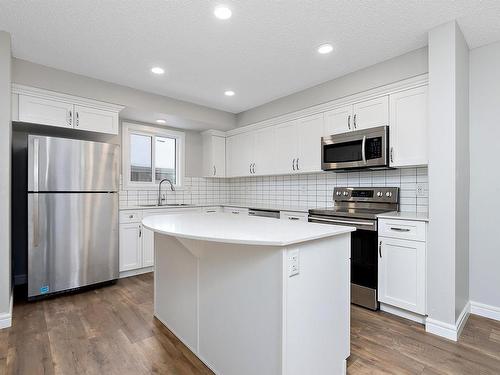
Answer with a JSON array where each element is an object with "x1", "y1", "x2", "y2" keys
[{"x1": 288, "y1": 249, "x2": 300, "y2": 277}]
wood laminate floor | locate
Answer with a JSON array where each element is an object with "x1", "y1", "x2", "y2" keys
[{"x1": 1, "y1": 273, "x2": 499, "y2": 375}]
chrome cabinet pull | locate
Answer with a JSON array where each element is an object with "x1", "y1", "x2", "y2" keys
[
  {"x1": 206, "y1": 210, "x2": 216, "y2": 213},
  {"x1": 296, "y1": 158, "x2": 300, "y2": 170},
  {"x1": 76, "y1": 111, "x2": 79, "y2": 127},
  {"x1": 379, "y1": 241, "x2": 382, "y2": 257},
  {"x1": 250, "y1": 163, "x2": 252, "y2": 174},
  {"x1": 213, "y1": 165, "x2": 216, "y2": 176},
  {"x1": 139, "y1": 225, "x2": 142, "y2": 237},
  {"x1": 292, "y1": 158, "x2": 296, "y2": 171},
  {"x1": 129, "y1": 214, "x2": 134, "y2": 219},
  {"x1": 68, "y1": 110, "x2": 72, "y2": 126},
  {"x1": 232, "y1": 211, "x2": 239, "y2": 214},
  {"x1": 361, "y1": 136, "x2": 367, "y2": 164},
  {"x1": 390, "y1": 227, "x2": 410, "y2": 232},
  {"x1": 348, "y1": 115, "x2": 351, "y2": 130},
  {"x1": 288, "y1": 217, "x2": 300, "y2": 221},
  {"x1": 390, "y1": 147, "x2": 394, "y2": 163},
  {"x1": 353, "y1": 114, "x2": 357, "y2": 129}
]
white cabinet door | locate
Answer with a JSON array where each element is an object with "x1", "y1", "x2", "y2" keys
[
  {"x1": 274, "y1": 120, "x2": 298, "y2": 174},
  {"x1": 74, "y1": 105, "x2": 118, "y2": 134},
  {"x1": 378, "y1": 237, "x2": 426, "y2": 314},
  {"x1": 253, "y1": 126, "x2": 275, "y2": 176},
  {"x1": 212, "y1": 136, "x2": 226, "y2": 177},
  {"x1": 203, "y1": 135, "x2": 226, "y2": 177},
  {"x1": 389, "y1": 86, "x2": 428, "y2": 167},
  {"x1": 119, "y1": 223, "x2": 142, "y2": 272},
  {"x1": 225, "y1": 135, "x2": 237, "y2": 177},
  {"x1": 142, "y1": 226, "x2": 154, "y2": 267},
  {"x1": 352, "y1": 96, "x2": 389, "y2": 130},
  {"x1": 226, "y1": 133, "x2": 253, "y2": 177},
  {"x1": 19, "y1": 95, "x2": 74, "y2": 129},
  {"x1": 324, "y1": 105, "x2": 352, "y2": 135},
  {"x1": 296, "y1": 114, "x2": 324, "y2": 173}
]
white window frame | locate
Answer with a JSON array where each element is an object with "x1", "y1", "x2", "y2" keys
[{"x1": 122, "y1": 121, "x2": 185, "y2": 190}]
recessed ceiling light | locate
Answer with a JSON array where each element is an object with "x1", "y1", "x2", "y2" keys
[
  {"x1": 151, "y1": 66, "x2": 165, "y2": 75},
  {"x1": 224, "y1": 90, "x2": 235, "y2": 97},
  {"x1": 156, "y1": 119, "x2": 166, "y2": 124},
  {"x1": 214, "y1": 5, "x2": 232, "y2": 20},
  {"x1": 317, "y1": 43, "x2": 333, "y2": 55}
]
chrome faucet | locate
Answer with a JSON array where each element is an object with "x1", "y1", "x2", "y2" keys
[{"x1": 158, "y1": 178, "x2": 175, "y2": 206}]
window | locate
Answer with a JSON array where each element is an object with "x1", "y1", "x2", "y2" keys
[{"x1": 123, "y1": 122, "x2": 185, "y2": 189}]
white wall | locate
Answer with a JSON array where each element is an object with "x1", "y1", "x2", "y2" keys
[
  {"x1": 0, "y1": 31, "x2": 12, "y2": 321},
  {"x1": 427, "y1": 21, "x2": 470, "y2": 328},
  {"x1": 469, "y1": 41, "x2": 500, "y2": 311},
  {"x1": 12, "y1": 58, "x2": 236, "y2": 131},
  {"x1": 236, "y1": 47, "x2": 428, "y2": 126},
  {"x1": 454, "y1": 26, "x2": 470, "y2": 321}
]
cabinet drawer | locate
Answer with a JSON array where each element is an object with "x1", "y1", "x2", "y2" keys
[
  {"x1": 120, "y1": 210, "x2": 142, "y2": 223},
  {"x1": 223, "y1": 207, "x2": 249, "y2": 215},
  {"x1": 280, "y1": 211, "x2": 308, "y2": 222},
  {"x1": 378, "y1": 219, "x2": 426, "y2": 242}
]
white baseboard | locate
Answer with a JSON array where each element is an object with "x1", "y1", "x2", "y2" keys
[
  {"x1": 0, "y1": 290, "x2": 13, "y2": 330},
  {"x1": 425, "y1": 301, "x2": 470, "y2": 341},
  {"x1": 119, "y1": 267, "x2": 153, "y2": 279},
  {"x1": 380, "y1": 303, "x2": 426, "y2": 324},
  {"x1": 470, "y1": 301, "x2": 500, "y2": 322}
]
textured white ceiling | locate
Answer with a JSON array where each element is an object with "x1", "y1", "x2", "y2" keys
[{"x1": 1, "y1": 0, "x2": 499, "y2": 113}]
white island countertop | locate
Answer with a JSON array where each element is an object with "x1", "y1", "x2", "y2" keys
[{"x1": 142, "y1": 212, "x2": 355, "y2": 246}]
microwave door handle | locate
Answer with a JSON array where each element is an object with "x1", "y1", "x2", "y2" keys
[{"x1": 361, "y1": 135, "x2": 367, "y2": 164}]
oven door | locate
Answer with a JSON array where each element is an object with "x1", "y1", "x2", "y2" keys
[
  {"x1": 322, "y1": 126, "x2": 389, "y2": 171},
  {"x1": 309, "y1": 215, "x2": 379, "y2": 310}
]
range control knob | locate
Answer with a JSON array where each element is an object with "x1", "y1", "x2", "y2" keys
[
  {"x1": 343, "y1": 191, "x2": 349, "y2": 196},
  {"x1": 336, "y1": 191, "x2": 342, "y2": 196},
  {"x1": 386, "y1": 192, "x2": 392, "y2": 197},
  {"x1": 377, "y1": 191, "x2": 383, "y2": 197}
]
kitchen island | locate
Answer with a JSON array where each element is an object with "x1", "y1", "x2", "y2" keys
[{"x1": 142, "y1": 212, "x2": 354, "y2": 375}]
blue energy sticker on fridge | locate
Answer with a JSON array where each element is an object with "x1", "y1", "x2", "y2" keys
[{"x1": 40, "y1": 285, "x2": 49, "y2": 294}]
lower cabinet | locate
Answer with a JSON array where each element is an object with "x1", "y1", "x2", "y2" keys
[
  {"x1": 119, "y1": 207, "x2": 201, "y2": 275},
  {"x1": 378, "y1": 218, "x2": 427, "y2": 316},
  {"x1": 119, "y1": 222, "x2": 143, "y2": 272}
]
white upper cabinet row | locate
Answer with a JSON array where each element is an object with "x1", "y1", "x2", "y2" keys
[
  {"x1": 12, "y1": 85, "x2": 124, "y2": 135},
  {"x1": 208, "y1": 85, "x2": 427, "y2": 178}
]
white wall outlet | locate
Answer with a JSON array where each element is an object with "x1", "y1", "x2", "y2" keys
[
  {"x1": 288, "y1": 249, "x2": 300, "y2": 277},
  {"x1": 416, "y1": 184, "x2": 426, "y2": 197}
]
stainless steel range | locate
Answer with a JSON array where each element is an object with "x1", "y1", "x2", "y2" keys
[{"x1": 309, "y1": 187, "x2": 399, "y2": 310}]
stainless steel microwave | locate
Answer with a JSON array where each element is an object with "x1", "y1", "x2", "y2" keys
[{"x1": 321, "y1": 126, "x2": 390, "y2": 171}]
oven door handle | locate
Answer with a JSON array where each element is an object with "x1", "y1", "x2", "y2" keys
[
  {"x1": 361, "y1": 135, "x2": 367, "y2": 164},
  {"x1": 308, "y1": 216, "x2": 375, "y2": 228}
]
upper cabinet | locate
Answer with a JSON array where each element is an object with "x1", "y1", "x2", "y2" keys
[
  {"x1": 202, "y1": 131, "x2": 226, "y2": 177},
  {"x1": 220, "y1": 75, "x2": 428, "y2": 176},
  {"x1": 389, "y1": 86, "x2": 428, "y2": 167},
  {"x1": 267, "y1": 113, "x2": 324, "y2": 175},
  {"x1": 12, "y1": 85, "x2": 124, "y2": 135},
  {"x1": 324, "y1": 105, "x2": 352, "y2": 135},
  {"x1": 323, "y1": 96, "x2": 389, "y2": 136}
]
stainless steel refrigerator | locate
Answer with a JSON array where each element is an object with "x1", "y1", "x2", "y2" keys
[{"x1": 27, "y1": 135, "x2": 120, "y2": 298}]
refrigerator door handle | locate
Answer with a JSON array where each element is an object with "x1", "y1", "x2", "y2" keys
[
  {"x1": 33, "y1": 194, "x2": 39, "y2": 248},
  {"x1": 33, "y1": 137, "x2": 39, "y2": 192}
]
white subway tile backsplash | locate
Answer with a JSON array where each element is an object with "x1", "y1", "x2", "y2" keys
[{"x1": 119, "y1": 167, "x2": 428, "y2": 214}]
